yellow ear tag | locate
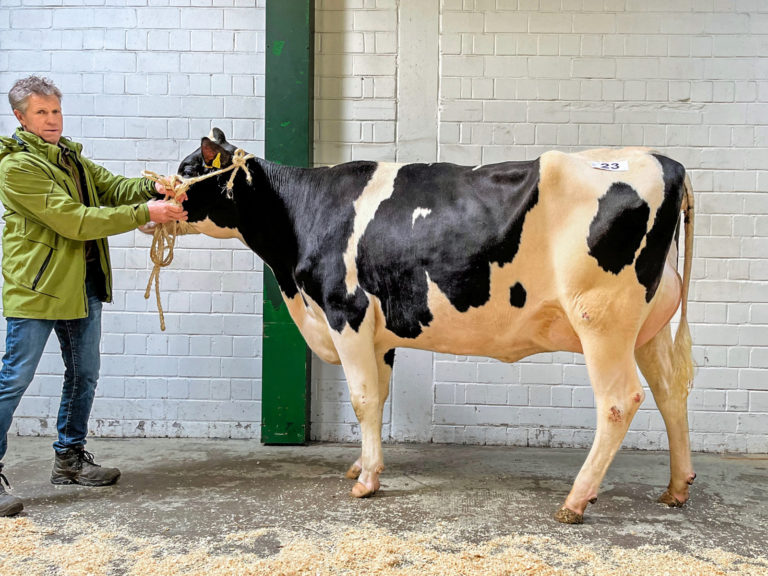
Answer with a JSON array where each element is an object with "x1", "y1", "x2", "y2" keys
[{"x1": 212, "y1": 153, "x2": 221, "y2": 169}]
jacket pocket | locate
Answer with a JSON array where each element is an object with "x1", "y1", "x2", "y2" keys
[
  {"x1": 31, "y1": 246, "x2": 54, "y2": 290},
  {"x1": 18, "y1": 219, "x2": 60, "y2": 296},
  {"x1": 23, "y1": 218, "x2": 59, "y2": 249}
]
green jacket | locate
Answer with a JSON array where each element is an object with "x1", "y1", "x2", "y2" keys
[{"x1": 0, "y1": 128, "x2": 155, "y2": 320}]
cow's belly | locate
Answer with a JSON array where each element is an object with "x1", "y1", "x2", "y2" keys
[
  {"x1": 373, "y1": 262, "x2": 681, "y2": 362},
  {"x1": 374, "y1": 270, "x2": 582, "y2": 363},
  {"x1": 401, "y1": 306, "x2": 581, "y2": 363}
]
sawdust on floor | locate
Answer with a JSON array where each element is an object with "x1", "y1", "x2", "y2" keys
[{"x1": 2, "y1": 515, "x2": 767, "y2": 576}]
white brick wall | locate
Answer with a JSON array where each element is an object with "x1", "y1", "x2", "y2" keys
[
  {"x1": 0, "y1": 0, "x2": 267, "y2": 441},
  {"x1": 1, "y1": 0, "x2": 766, "y2": 452}
]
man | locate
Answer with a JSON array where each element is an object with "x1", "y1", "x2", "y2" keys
[{"x1": 0, "y1": 76, "x2": 187, "y2": 516}]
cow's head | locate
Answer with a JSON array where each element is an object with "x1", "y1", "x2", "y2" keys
[
  {"x1": 178, "y1": 127, "x2": 237, "y2": 178},
  {"x1": 174, "y1": 128, "x2": 246, "y2": 240}
]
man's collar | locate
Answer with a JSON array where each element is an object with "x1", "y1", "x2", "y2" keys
[{"x1": 14, "y1": 128, "x2": 81, "y2": 160}]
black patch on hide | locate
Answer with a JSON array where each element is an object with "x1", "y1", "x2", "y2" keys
[
  {"x1": 587, "y1": 182, "x2": 650, "y2": 275},
  {"x1": 635, "y1": 154, "x2": 686, "y2": 302},
  {"x1": 509, "y1": 282, "x2": 527, "y2": 308}
]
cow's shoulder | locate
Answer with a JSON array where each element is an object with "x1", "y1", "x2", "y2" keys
[{"x1": 290, "y1": 161, "x2": 384, "y2": 333}]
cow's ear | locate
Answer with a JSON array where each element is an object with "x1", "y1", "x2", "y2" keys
[
  {"x1": 200, "y1": 137, "x2": 233, "y2": 169},
  {"x1": 209, "y1": 127, "x2": 229, "y2": 145}
]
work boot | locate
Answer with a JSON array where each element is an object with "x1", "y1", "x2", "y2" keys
[
  {"x1": 51, "y1": 446, "x2": 121, "y2": 487},
  {"x1": 0, "y1": 463, "x2": 24, "y2": 517}
]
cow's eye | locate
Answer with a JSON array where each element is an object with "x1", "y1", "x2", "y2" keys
[{"x1": 181, "y1": 165, "x2": 198, "y2": 177}]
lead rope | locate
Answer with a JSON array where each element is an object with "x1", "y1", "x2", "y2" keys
[
  {"x1": 139, "y1": 172, "x2": 183, "y2": 331},
  {"x1": 141, "y1": 148, "x2": 255, "y2": 330}
]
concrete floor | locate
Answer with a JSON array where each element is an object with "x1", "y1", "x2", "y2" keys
[{"x1": 3, "y1": 437, "x2": 768, "y2": 561}]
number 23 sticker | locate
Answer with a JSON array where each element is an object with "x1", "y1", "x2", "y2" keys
[{"x1": 592, "y1": 161, "x2": 629, "y2": 171}]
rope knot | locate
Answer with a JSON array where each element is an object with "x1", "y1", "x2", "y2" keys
[{"x1": 225, "y1": 149, "x2": 254, "y2": 195}]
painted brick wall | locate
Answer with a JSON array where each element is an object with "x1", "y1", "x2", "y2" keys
[
  {"x1": 0, "y1": 0, "x2": 267, "y2": 440},
  {"x1": 1, "y1": 0, "x2": 766, "y2": 453}
]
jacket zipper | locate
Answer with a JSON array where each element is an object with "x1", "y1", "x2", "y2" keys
[{"x1": 32, "y1": 247, "x2": 54, "y2": 290}]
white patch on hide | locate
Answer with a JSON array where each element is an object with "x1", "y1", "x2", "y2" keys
[
  {"x1": 411, "y1": 207, "x2": 432, "y2": 227},
  {"x1": 343, "y1": 163, "x2": 402, "y2": 294},
  {"x1": 190, "y1": 217, "x2": 245, "y2": 242}
]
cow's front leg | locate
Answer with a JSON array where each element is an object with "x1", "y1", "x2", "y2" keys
[
  {"x1": 557, "y1": 339, "x2": 644, "y2": 524},
  {"x1": 331, "y1": 308, "x2": 388, "y2": 498},
  {"x1": 344, "y1": 347, "x2": 386, "y2": 498},
  {"x1": 344, "y1": 349, "x2": 394, "y2": 483}
]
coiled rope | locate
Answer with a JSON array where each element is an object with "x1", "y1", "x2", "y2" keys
[{"x1": 141, "y1": 148, "x2": 255, "y2": 331}]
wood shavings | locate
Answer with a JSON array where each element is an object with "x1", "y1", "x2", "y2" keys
[{"x1": 1, "y1": 516, "x2": 767, "y2": 576}]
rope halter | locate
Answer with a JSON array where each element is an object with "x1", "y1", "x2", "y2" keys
[
  {"x1": 140, "y1": 148, "x2": 255, "y2": 331},
  {"x1": 143, "y1": 147, "x2": 255, "y2": 202}
]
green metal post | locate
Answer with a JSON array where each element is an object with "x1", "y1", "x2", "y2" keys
[{"x1": 262, "y1": 0, "x2": 314, "y2": 444}]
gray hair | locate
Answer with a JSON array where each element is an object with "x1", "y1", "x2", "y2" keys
[{"x1": 8, "y1": 75, "x2": 62, "y2": 113}]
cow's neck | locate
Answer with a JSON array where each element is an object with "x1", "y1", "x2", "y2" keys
[{"x1": 236, "y1": 158, "x2": 312, "y2": 298}]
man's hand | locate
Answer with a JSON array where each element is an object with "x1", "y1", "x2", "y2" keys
[
  {"x1": 147, "y1": 199, "x2": 188, "y2": 224},
  {"x1": 154, "y1": 180, "x2": 187, "y2": 204}
]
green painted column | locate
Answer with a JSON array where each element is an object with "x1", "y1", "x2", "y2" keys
[{"x1": 262, "y1": 0, "x2": 314, "y2": 444}]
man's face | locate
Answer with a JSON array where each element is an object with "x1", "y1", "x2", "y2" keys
[{"x1": 14, "y1": 94, "x2": 63, "y2": 145}]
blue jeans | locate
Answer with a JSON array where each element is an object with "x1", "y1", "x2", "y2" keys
[{"x1": 0, "y1": 281, "x2": 102, "y2": 462}]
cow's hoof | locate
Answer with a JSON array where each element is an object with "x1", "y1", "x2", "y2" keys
[
  {"x1": 345, "y1": 463, "x2": 362, "y2": 480},
  {"x1": 351, "y1": 481, "x2": 376, "y2": 498},
  {"x1": 554, "y1": 507, "x2": 583, "y2": 524},
  {"x1": 658, "y1": 490, "x2": 686, "y2": 508}
]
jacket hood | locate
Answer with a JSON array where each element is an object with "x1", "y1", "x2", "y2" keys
[{"x1": 0, "y1": 132, "x2": 26, "y2": 163}]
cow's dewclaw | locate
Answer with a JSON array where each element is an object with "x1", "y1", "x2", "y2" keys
[
  {"x1": 554, "y1": 507, "x2": 584, "y2": 524},
  {"x1": 345, "y1": 463, "x2": 362, "y2": 480}
]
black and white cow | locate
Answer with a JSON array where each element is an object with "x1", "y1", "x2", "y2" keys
[{"x1": 174, "y1": 129, "x2": 695, "y2": 524}]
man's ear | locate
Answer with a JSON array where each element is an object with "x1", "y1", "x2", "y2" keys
[{"x1": 200, "y1": 137, "x2": 233, "y2": 169}]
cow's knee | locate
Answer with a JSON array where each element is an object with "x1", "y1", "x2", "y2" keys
[
  {"x1": 605, "y1": 388, "x2": 645, "y2": 425},
  {"x1": 349, "y1": 390, "x2": 379, "y2": 421}
]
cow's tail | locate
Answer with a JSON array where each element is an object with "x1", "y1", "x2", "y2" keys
[{"x1": 672, "y1": 172, "x2": 695, "y2": 392}]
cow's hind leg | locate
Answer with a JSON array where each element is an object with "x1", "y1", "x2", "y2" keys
[
  {"x1": 557, "y1": 338, "x2": 645, "y2": 524},
  {"x1": 345, "y1": 350, "x2": 394, "y2": 483},
  {"x1": 636, "y1": 325, "x2": 695, "y2": 507}
]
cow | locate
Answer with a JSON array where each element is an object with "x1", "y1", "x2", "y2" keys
[{"x1": 170, "y1": 128, "x2": 695, "y2": 524}]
